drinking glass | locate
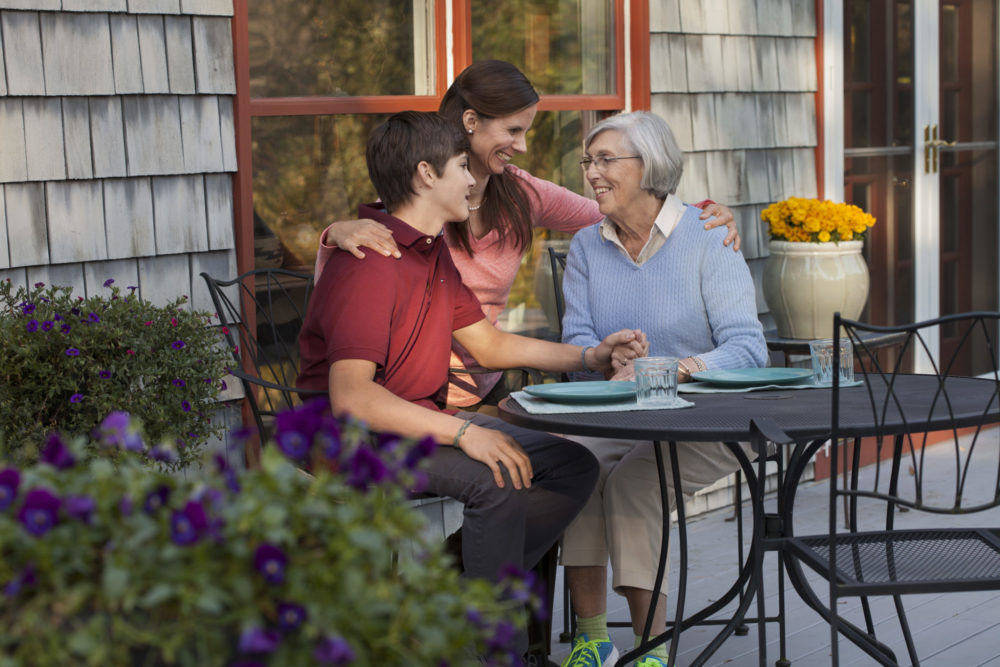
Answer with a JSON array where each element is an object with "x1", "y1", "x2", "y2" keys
[
  {"x1": 809, "y1": 339, "x2": 854, "y2": 386},
  {"x1": 634, "y1": 356, "x2": 680, "y2": 407}
]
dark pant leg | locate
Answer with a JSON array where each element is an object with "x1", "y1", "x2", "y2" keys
[{"x1": 423, "y1": 412, "x2": 599, "y2": 582}]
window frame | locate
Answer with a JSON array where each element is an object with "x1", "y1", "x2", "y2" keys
[{"x1": 231, "y1": 0, "x2": 650, "y2": 279}]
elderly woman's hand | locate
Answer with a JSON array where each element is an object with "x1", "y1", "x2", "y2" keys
[
  {"x1": 700, "y1": 203, "x2": 741, "y2": 252},
  {"x1": 607, "y1": 359, "x2": 635, "y2": 381},
  {"x1": 591, "y1": 329, "x2": 647, "y2": 374}
]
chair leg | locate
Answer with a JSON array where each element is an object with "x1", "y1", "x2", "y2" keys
[
  {"x1": 559, "y1": 577, "x2": 574, "y2": 642},
  {"x1": 894, "y1": 595, "x2": 920, "y2": 666}
]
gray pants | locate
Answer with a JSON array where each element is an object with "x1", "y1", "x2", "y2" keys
[{"x1": 426, "y1": 412, "x2": 599, "y2": 583}]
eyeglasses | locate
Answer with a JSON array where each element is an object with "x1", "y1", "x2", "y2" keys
[{"x1": 579, "y1": 155, "x2": 641, "y2": 172}]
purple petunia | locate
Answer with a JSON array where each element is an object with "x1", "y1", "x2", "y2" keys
[
  {"x1": 98, "y1": 411, "x2": 143, "y2": 452},
  {"x1": 99, "y1": 369, "x2": 112, "y2": 379},
  {"x1": 313, "y1": 636, "x2": 355, "y2": 665},
  {"x1": 486, "y1": 619, "x2": 518, "y2": 652},
  {"x1": 69, "y1": 394, "x2": 83, "y2": 404},
  {"x1": 41, "y1": 320, "x2": 54, "y2": 331},
  {"x1": 21, "y1": 302, "x2": 35, "y2": 315},
  {"x1": 60, "y1": 324, "x2": 71, "y2": 334},
  {"x1": 346, "y1": 446, "x2": 389, "y2": 491},
  {"x1": 65, "y1": 494, "x2": 96, "y2": 524},
  {"x1": 275, "y1": 431, "x2": 309, "y2": 460},
  {"x1": 149, "y1": 446, "x2": 176, "y2": 464},
  {"x1": 181, "y1": 400, "x2": 192, "y2": 413},
  {"x1": 404, "y1": 436, "x2": 437, "y2": 470},
  {"x1": 253, "y1": 543, "x2": 287, "y2": 585},
  {"x1": 3, "y1": 564, "x2": 36, "y2": 597},
  {"x1": 88, "y1": 312, "x2": 100, "y2": 323},
  {"x1": 143, "y1": 485, "x2": 170, "y2": 514},
  {"x1": 276, "y1": 601, "x2": 307, "y2": 631},
  {"x1": 65, "y1": 347, "x2": 80, "y2": 357},
  {"x1": 0, "y1": 468, "x2": 21, "y2": 511},
  {"x1": 170, "y1": 500, "x2": 209, "y2": 546},
  {"x1": 215, "y1": 455, "x2": 241, "y2": 494},
  {"x1": 128, "y1": 285, "x2": 138, "y2": 293},
  {"x1": 238, "y1": 627, "x2": 280, "y2": 654},
  {"x1": 172, "y1": 378, "x2": 186, "y2": 388},
  {"x1": 171, "y1": 340, "x2": 186, "y2": 350},
  {"x1": 17, "y1": 488, "x2": 61, "y2": 537},
  {"x1": 40, "y1": 434, "x2": 75, "y2": 469},
  {"x1": 119, "y1": 494, "x2": 134, "y2": 517},
  {"x1": 103, "y1": 278, "x2": 114, "y2": 288},
  {"x1": 25, "y1": 319, "x2": 38, "y2": 332}
]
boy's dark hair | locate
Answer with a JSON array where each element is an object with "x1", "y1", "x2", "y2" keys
[{"x1": 366, "y1": 111, "x2": 469, "y2": 212}]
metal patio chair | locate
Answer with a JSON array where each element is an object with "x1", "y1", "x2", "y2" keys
[
  {"x1": 200, "y1": 268, "x2": 325, "y2": 442},
  {"x1": 782, "y1": 311, "x2": 1000, "y2": 665}
]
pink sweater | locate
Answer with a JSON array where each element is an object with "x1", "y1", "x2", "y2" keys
[{"x1": 314, "y1": 165, "x2": 601, "y2": 407}]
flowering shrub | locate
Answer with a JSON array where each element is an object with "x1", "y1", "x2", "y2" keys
[
  {"x1": 0, "y1": 400, "x2": 536, "y2": 666},
  {"x1": 0, "y1": 279, "x2": 230, "y2": 469},
  {"x1": 761, "y1": 197, "x2": 876, "y2": 243}
]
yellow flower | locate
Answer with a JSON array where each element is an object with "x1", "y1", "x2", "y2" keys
[{"x1": 760, "y1": 197, "x2": 876, "y2": 243}]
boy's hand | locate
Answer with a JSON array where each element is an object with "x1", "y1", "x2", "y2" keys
[
  {"x1": 455, "y1": 423, "x2": 533, "y2": 490},
  {"x1": 592, "y1": 329, "x2": 647, "y2": 373}
]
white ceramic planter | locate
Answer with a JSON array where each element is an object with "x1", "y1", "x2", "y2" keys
[{"x1": 762, "y1": 240, "x2": 870, "y2": 339}]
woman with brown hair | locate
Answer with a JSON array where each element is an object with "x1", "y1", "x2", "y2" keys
[{"x1": 314, "y1": 60, "x2": 740, "y2": 411}]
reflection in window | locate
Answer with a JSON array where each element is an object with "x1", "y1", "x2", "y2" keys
[
  {"x1": 251, "y1": 115, "x2": 389, "y2": 269},
  {"x1": 248, "y1": 1, "x2": 435, "y2": 98},
  {"x1": 472, "y1": 0, "x2": 614, "y2": 96}
]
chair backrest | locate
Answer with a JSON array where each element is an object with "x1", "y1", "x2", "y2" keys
[
  {"x1": 200, "y1": 269, "x2": 325, "y2": 440},
  {"x1": 830, "y1": 311, "x2": 1000, "y2": 529},
  {"x1": 547, "y1": 247, "x2": 568, "y2": 340}
]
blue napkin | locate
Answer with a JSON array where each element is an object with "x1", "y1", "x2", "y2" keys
[{"x1": 510, "y1": 391, "x2": 694, "y2": 414}]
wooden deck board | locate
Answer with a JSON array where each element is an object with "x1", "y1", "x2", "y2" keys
[{"x1": 549, "y1": 435, "x2": 1000, "y2": 666}]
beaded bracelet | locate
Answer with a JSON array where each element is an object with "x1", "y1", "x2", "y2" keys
[
  {"x1": 453, "y1": 420, "x2": 471, "y2": 447},
  {"x1": 693, "y1": 356, "x2": 707, "y2": 371},
  {"x1": 580, "y1": 346, "x2": 595, "y2": 373}
]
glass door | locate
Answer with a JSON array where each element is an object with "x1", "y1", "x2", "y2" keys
[{"x1": 841, "y1": 0, "x2": 998, "y2": 374}]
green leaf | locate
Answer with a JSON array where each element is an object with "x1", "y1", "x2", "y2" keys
[
  {"x1": 102, "y1": 564, "x2": 129, "y2": 600},
  {"x1": 138, "y1": 582, "x2": 174, "y2": 608}
]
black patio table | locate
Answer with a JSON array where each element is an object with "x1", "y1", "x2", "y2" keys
[{"x1": 498, "y1": 374, "x2": 1000, "y2": 667}]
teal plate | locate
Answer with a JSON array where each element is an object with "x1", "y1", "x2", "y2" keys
[
  {"x1": 691, "y1": 367, "x2": 815, "y2": 388},
  {"x1": 522, "y1": 381, "x2": 637, "y2": 404}
]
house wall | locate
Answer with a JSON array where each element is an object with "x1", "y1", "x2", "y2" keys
[
  {"x1": 650, "y1": 0, "x2": 818, "y2": 323},
  {"x1": 0, "y1": 0, "x2": 237, "y2": 316}
]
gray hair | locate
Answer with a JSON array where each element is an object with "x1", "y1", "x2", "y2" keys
[{"x1": 584, "y1": 111, "x2": 683, "y2": 198}]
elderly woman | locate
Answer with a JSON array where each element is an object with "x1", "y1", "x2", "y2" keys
[{"x1": 558, "y1": 111, "x2": 767, "y2": 667}]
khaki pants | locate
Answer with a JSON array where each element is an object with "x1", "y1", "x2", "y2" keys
[{"x1": 559, "y1": 436, "x2": 753, "y2": 593}]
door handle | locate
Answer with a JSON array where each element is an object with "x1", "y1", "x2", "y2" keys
[{"x1": 924, "y1": 124, "x2": 957, "y2": 173}]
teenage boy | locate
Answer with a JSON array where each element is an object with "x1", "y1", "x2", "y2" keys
[{"x1": 297, "y1": 111, "x2": 646, "y2": 604}]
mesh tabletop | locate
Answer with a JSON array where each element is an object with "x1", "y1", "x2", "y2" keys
[{"x1": 498, "y1": 374, "x2": 999, "y2": 443}]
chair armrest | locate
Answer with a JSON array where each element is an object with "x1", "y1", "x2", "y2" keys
[{"x1": 228, "y1": 366, "x2": 327, "y2": 398}]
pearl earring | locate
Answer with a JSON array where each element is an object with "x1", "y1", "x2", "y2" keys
[{"x1": 467, "y1": 129, "x2": 473, "y2": 135}]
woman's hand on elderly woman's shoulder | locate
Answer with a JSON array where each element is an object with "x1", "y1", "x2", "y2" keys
[{"x1": 699, "y1": 203, "x2": 741, "y2": 252}]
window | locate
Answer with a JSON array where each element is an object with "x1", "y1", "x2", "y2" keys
[{"x1": 233, "y1": 0, "x2": 648, "y2": 329}]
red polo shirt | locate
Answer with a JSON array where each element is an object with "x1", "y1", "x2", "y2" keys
[{"x1": 297, "y1": 203, "x2": 486, "y2": 411}]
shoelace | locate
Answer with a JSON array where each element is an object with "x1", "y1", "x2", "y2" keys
[{"x1": 567, "y1": 637, "x2": 605, "y2": 667}]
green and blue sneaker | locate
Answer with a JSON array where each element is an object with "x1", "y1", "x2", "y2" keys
[
  {"x1": 633, "y1": 656, "x2": 669, "y2": 667},
  {"x1": 561, "y1": 633, "x2": 619, "y2": 667}
]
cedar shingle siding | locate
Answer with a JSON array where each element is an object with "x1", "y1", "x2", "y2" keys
[
  {"x1": 652, "y1": 0, "x2": 817, "y2": 318},
  {"x1": 0, "y1": 1, "x2": 236, "y2": 314}
]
